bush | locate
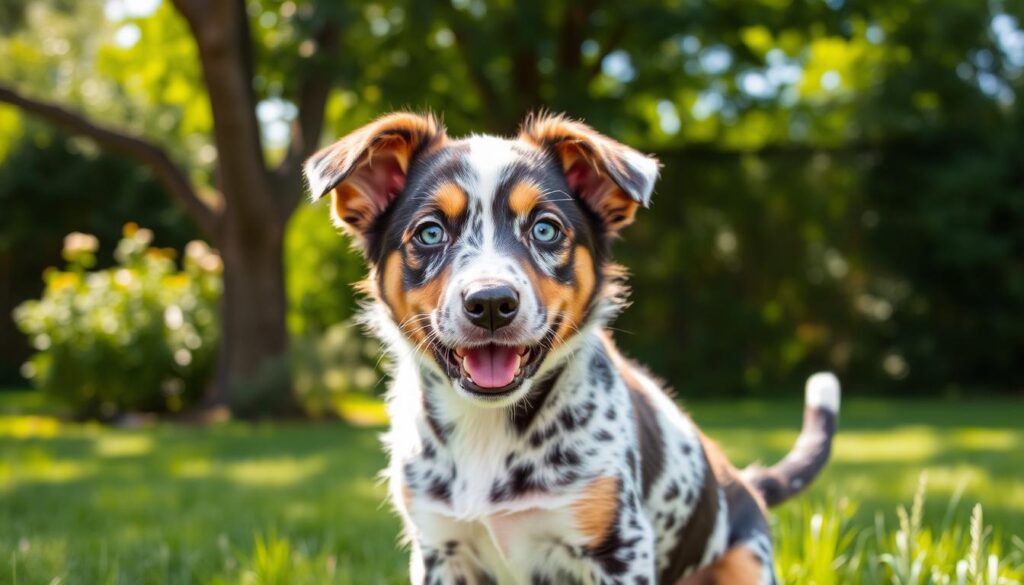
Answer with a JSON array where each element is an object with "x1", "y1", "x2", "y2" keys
[
  {"x1": 13, "y1": 224, "x2": 220, "y2": 417},
  {"x1": 284, "y1": 202, "x2": 365, "y2": 335},
  {"x1": 290, "y1": 323, "x2": 383, "y2": 417},
  {"x1": 0, "y1": 124, "x2": 200, "y2": 385},
  {"x1": 285, "y1": 202, "x2": 385, "y2": 413}
]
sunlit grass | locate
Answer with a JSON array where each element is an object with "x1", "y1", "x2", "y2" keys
[{"x1": 1, "y1": 391, "x2": 1021, "y2": 584}]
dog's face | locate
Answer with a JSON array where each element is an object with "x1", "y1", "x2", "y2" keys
[{"x1": 305, "y1": 113, "x2": 659, "y2": 406}]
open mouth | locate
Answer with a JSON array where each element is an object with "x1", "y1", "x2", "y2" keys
[{"x1": 433, "y1": 343, "x2": 546, "y2": 397}]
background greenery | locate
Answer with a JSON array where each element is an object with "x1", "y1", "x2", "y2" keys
[{"x1": 3, "y1": 0, "x2": 1023, "y2": 399}]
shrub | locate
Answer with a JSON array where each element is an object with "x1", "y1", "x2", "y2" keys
[
  {"x1": 290, "y1": 323, "x2": 383, "y2": 417},
  {"x1": 284, "y1": 202, "x2": 365, "y2": 335},
  {"x1": 13, "y1": 224, "x2": 221, "y2": 417},
  {"x1": 285, "y1": 202, "x2": 385, "y2": 414}
]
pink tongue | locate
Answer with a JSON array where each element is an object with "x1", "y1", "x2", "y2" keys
[{"x1": 464, "y1": 345, "x2": 520, "y2": 389}]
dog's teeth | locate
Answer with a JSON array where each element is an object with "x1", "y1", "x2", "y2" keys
[
  {"x1": 461, "y1": 356, "x2": 471, "y2": 379},
  {"x1": 513, "y1": 354, "x2": 522, "y2": 375},
  {"x1": 455, "y1": 347, "x2": 466, "y2": 358}
]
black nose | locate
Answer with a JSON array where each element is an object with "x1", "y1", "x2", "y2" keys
[{"x1": 463, "y1": 283, "x2": 519, "y2": 332}]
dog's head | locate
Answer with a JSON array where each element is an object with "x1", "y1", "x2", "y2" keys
[{"x1": 305, "y1": 112, "x2": 659, "y2": 406}]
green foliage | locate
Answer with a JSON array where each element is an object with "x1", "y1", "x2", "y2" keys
[
  {"x1": 284, "y1": 204, "x2": 384, "y2": 412},
  {"x1": 290, "y1": 324, "x2": 383, "y2": 418},
  {"x1": 13, "y1": 225, "x2": 220, "y2": 416},
  {"x1": 0, "y1": 124, "x2": 200, "y2": 384},
  {"x1": 863, "y1": 120, "x2": 1024, "y2": 396},
  {"x1": 284, "y1": 203, "x2": 365, "y2": 335},
  {"x1": 614, "y1": 153, "x2": 866, "y2": 396},
  {"x1": 0, "y1": 125, "x2": 199, "y2": 257},
  {"x1": 3, "y1": 0, "x2": 1024, "y2": 397}
]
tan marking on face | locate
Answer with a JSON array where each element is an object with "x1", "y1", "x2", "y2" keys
[
  {"x1": 405, "y1": 270, "x2": 447, "y2": 323},
  {"x1": 434, "y1": 182, "x2": 468, "y2": 220},
  {"x1": 378, "y1": 251, "x2": 449, "y2": 345},
  {"x1": 509, "y1": 182, "x2": 542, "y2": 216},
  {"x1": 553, "y1": 246, "x2": 596, "y2": 344},
  {"x1": 520, "y1": 245, "x2": 597, "y2": 349},
  {"x1": 572, "y1": 475, "x2": 619, "y2": 547},
  {"x1": 404, "y1": 251, "x2": 423, "y2": 270},
  {"x1": 381, "y1": 251, "x2": 409, "y2": 323},
  {"x1": 523, "y1": 264, "x2": 572, "y2": 337}
]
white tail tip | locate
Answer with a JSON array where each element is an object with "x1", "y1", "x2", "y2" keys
[{"x1": 805, "y1": 372, "x2": 841, "y2": 413}]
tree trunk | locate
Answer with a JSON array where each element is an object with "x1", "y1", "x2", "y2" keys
[
  {"x1": 209, "y1": 210, "x2": 301, "y2": 416},
  {"x1": 1, "y1": 0, "x2": 335, "y2": 417}
]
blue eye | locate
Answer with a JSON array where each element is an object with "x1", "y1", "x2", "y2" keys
[
  {"x1": 415, "y1": 222, "x2": 447, "y2": 246},
  {"x1": 531, "y1": 220, "x2": 561, "y2": 243}
]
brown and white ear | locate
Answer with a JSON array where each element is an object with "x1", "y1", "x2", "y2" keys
[
  {"x1": 519, "y1": 113, "x2": 660, "y2": 233},
  {"x1": 303, "y1": 112, "x2": 446, "y2": 238}
]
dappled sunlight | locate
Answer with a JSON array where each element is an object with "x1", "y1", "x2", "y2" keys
[
  {"x1": 337, "y1": 394, "x2": 389, "y2": 427},
  {"x1": 8, "y1": 455, "x2": 95, "y2": 484},
  {"x1": 94, "y1": 433, "x2": 154, "y2": 458},
  {"x1": 950, "y1": 428, "x2": 1022, "y2": 452},
  {"x1": 833, "y1": 426, "x2": 942, "y2": 463},
  {"x1": 225, "y1": 456, "x2": 328, "y2": 487},
  {"x1": 704, "y1": 429, "x2": 797, "y2": 465},
  {"x1": 169, "y1": 456, "x2": 214, "y2": 479},
  {"x1": 0, "y1": 414, "x2": 62, "y2": 438}
]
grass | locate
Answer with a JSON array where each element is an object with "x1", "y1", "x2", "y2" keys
[{"x1": 1, "y1": 391, "x2": 1022, "y2": 584}]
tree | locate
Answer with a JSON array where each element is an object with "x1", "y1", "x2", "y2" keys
[{"x1": 0, "y1": 0, "x2": 338, "y2": 412}]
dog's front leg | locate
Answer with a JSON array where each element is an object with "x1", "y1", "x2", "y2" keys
[{"x1": 407, "y1": 509, "x2": 501, "y2": 585}]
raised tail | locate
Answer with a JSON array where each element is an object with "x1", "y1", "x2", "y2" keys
[{"x1": 743, "y1": 372, "x2": 841, "y2": 508}]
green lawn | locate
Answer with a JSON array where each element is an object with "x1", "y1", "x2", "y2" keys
[{"x1": 2, "y1": 391, "x2": 1022, "y2": 584}]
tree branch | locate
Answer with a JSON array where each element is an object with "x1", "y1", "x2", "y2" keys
[
  {"x1": 0, "y1": 83, "x2": 220, "y2": 236},
  {"x1": 557, "y1": 0, "x2": 596, "y2": 72},
  {"x1": 176, "y1": 0, "x2": 278, "y2": 230},
  {"x1": 273, "y1": 20, "x2": 340, "y2": 216},
  {"x1": 272, "y1": 78, "x2": 332, "y2": 217}
]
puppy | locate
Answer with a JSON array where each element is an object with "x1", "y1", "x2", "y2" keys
[{"x1": 304, "y1": 112, "x2": 840, "y2": 584}]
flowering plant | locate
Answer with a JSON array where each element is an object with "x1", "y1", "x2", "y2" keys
[{"x1": 14, "y1": 224, "x2": 221, "y2": 416}]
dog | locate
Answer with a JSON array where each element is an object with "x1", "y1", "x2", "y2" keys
[{"x1": 304, "y1": 112, "x2": 840, "y2": 584}]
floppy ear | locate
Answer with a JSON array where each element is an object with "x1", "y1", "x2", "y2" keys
[
  {"x1": 304, "y1": 112, "x2": 446, "y2": 239},
  {"x1": 519, "y1": 113, "x2": 660, "y2": 234}
]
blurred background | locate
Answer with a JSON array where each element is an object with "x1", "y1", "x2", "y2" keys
[{"x1": 1, "y1": 1, "x2": 1022, "y2": 583}]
